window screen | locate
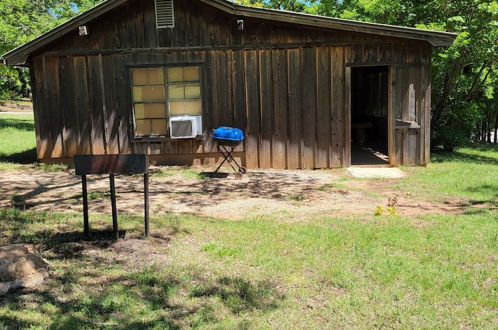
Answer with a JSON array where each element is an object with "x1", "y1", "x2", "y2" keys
[{"x1": 131, "y1": 66, "x2": 202, "y2": 137}]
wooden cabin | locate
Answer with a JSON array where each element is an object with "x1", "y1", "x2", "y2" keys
[{"x1": 1, "y1": 0, "x2": 456, "y2": 168}]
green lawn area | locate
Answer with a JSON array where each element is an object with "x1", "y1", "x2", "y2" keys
[
  {"x1": 0, "y1": 205, "x2": 496, "y2": 328},
  {"x1": 0, "y1": 113, "x2": 36, "y2": 168},
  {"x1": 0, "y1": 113, "x2": 497, "y2": 328},
  {"x1": 399, "y1": 145, "x2": 498, "y2": 206}
]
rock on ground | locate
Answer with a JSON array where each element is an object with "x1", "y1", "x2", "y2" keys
[{"x1": 0, "y1": 244, "x2": 50, "y2": 295}]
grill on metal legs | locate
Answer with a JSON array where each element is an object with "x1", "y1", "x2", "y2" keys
[{"x1": 213, "y1": 127, "x2": 246, "y2": 174}]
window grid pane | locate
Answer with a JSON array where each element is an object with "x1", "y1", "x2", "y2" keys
[{"x1": 132, "y1": 66, "x2": 201, "y2": 137}]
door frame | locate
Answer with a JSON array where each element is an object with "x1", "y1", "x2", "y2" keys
[{"x1": 346, "y1": 64, "x2": 393, "y2": 166}]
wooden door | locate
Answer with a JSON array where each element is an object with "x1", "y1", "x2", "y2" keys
[{"x1": 389, "y1": 64, "x2": 430, "y2": 165}]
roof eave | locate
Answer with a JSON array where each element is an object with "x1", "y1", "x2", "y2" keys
[
  {"x1": 2, "y1": 0, "x2": 457, "y2": 65},
  {"x1": 228, "y1": 3, "x2": 456, "y2": 46},
  {"x1": 1, "y1": 0, "x2": 128, "y2": 65},
  {"x1": 200, "y1": 0, "x2": 456, "y2": 46}
]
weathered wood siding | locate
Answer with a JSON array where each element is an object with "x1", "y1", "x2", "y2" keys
[{"x1": 30, "y1": 0, "x2": 433, "y2": 168}]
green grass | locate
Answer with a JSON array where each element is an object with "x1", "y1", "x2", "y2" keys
[
  {"x1": 0, "y1": 113, "x2": 36, "y2": 167},
  {"x1": 150, "y1": 167, "x2": 208, "y2": 180},
  {"x1": 0, "y1": 207, "x2": 496, "y2": 328},
  {"x1": 397, "y1": 144, "x2": 498, "y2": 205},
  {"x1": 0, "y1": 117, "x2": 497, "y2": 328},
  {"x1": 0, "y1": 113, "x2": 69, "y2": 171}
]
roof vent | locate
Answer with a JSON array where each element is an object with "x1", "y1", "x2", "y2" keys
[{"x1": 155, "y1": 0, "x2": 174, "y2": 28}]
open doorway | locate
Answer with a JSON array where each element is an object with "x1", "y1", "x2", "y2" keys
[{"x1": 350, "y1": 66, "x2": 389, "y2": 165}]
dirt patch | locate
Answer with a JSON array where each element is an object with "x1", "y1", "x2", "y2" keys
[
  {"x1": 0, "y1": 101, "x2": 33, "y2": 113},
  {"x1": 0, "y1": 167, "x2": 479, "y2": 220},
  {"x1": 83, "y1": 237, "x2": 172, "y2": 270}
]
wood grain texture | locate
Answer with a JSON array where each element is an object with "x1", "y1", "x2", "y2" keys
[{"x1": 29, "y1": 0, "x2": 434, "y2": 168}]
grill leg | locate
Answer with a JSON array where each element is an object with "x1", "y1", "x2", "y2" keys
[{"x1": 215, "y1": 145, "x2": 230, "y2": 173}]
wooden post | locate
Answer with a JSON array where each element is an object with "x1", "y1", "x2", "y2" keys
[
  {"x1": 82, "y1": 174, "x2": 89, "y2": 236},
  {"x1": 109, "y1": 174, "x2": 118, "y2": 240},
  {"x1": 144, "y1": 173, "x2": 149, "y2": 237}
]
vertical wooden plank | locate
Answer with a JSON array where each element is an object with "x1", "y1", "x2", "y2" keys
[
  {"x1": 29, "y1": 57, "x2": 43, "y2": 160},
  {"x1": 34, "y1": 57, "x2": 52, "y2": 159},
  {"x1": 271, "y1": 49, "x2": 288, "y2": 169},
  {"x1": 258, "y1": 50, "x2": 272, "y2": 168},
  {"x1": 98, "y1": 54, "x2": 110, "y2": 154},
  {"x1": 287, "y1": 48, "x2": 302, "y2": 169},
  {"x1": 72, "y1": 56, "x2": 92, "y2": 154},
  {"x1": 388, "y1": 66, "x2": 396, "y2": 165},
  {"x1": 231, "y1": 50, "x2": 246, "y2": 159},
  {"x1": 218, "y1": 51, "x2": 233, "y2": 126},
  {"x1": 87, "y1": 56, "x2": 107, "y2": 154},
  {"x1": 402, "y1": 129, "x2": 409, "y2": 165},
  {"x1": 44, "y1": 56, "x2": 64, "y2": 158},
  {"x1": 395, "y1": 129, "x2": 402, "y2": 164},
  {"x1": 116, "y1": 54, "x2": 131, "y2": 154},
  {"x1": 244, "y1": 50, "x2": 260, "y2": 168},
  {"x1": 301, "y1": 47, "x2": 316, "y2": 169},
  {"x1": 343, "y1": 49, "x2": 352, "y2": 167},
  {"x1": 331, "y1": 47, "x2": 344, "y2": 167},
  {"x1": 407, "y1": 130, "x2": 417, "y2": 165},
  {"x1": 58, "y1": 56, "x2": 78, "y2": 157},
  {"x1": 178, "y1": 140, "x2": 193, "y2": 154},
  {"x1": 315, "y1": 47, "x2": 331, "y2": 169},
  {"x1": 424, "y1": 63, "x2": 432, "y2": 164},
  {"x1": 102, "y1": 55, "x2": 120, "y2": 154}
]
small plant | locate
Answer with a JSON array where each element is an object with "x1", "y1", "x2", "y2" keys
[
  {"x1": 284, "y1": 193, "x2": 306, "y2": 202},
  {"x1": 375, "y1": 195, "x2": 400, "y2": 217},
  {"x1": 386, "y1": 206, "x2": 399, "y2": 217},
  {"x1": 34, "y1": 162, "x2": 68, "y2": 172}
]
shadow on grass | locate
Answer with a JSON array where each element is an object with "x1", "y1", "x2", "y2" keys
[
  {"x1": 0, "y1": 267, "x2": 283, "y2": 328},
  {"x1": 0, "y1": 117, "x2": 34, "y2": 131},
  {"x1": 0, "y1": 147, "x2": 37, "y2": 164},
  {"x1": 431, "y1": 150, "x2": 498, "y2": 165},
  {"x1": 191, "y1": 277, "x2": 282, "y2": 314},
  {"x1": 0, "y1": 208, "x2": 285, "y2": 328},
  {"x1": 465, "y1": 184, "x2": 498, "y2": 206}
]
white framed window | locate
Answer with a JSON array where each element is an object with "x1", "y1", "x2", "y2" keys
[{"x1": 131, "y1": 66, "x2": 202, "y2": 137}]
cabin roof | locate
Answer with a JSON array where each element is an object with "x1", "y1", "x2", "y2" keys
[{"x1": 1, "y1": 0, "x2": 457, "y2": 65}]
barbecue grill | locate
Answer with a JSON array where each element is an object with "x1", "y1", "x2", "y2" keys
[{"x1": 213, "y1": 126, "x2": 246, "y2": 174}]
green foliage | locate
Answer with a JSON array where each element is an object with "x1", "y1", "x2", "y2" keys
[{"x1": 0, "y1": 0, "x2": 104, "y2": 100}]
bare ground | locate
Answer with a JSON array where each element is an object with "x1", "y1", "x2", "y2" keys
[
  {"x1": 0, "y1": 101, "x2": 33, "y2": 113},
  {"x1": 0, "y1": 166, "x2": 473, "y2": 221}
]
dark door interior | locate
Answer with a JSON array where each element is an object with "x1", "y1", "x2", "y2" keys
[{"x1": 351, "y1": 66, "x2": 389, "y2": 165}]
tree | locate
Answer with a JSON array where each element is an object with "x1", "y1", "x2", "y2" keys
[{"x1": 0, "y1": 0, "x2": 104, "y2": 99}]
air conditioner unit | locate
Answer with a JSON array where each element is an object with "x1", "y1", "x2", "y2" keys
[{"x1": 170, "y1": 115, "x2": 202, "y2": 139}]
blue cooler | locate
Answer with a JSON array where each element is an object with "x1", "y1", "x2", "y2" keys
[{"x1": 213, "y1": 127, "x2": 245, "y2": 173}]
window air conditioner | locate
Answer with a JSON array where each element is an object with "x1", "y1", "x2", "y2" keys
[{"x1": 170, "y1": 115, "x2": 202, "y2": 139}]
